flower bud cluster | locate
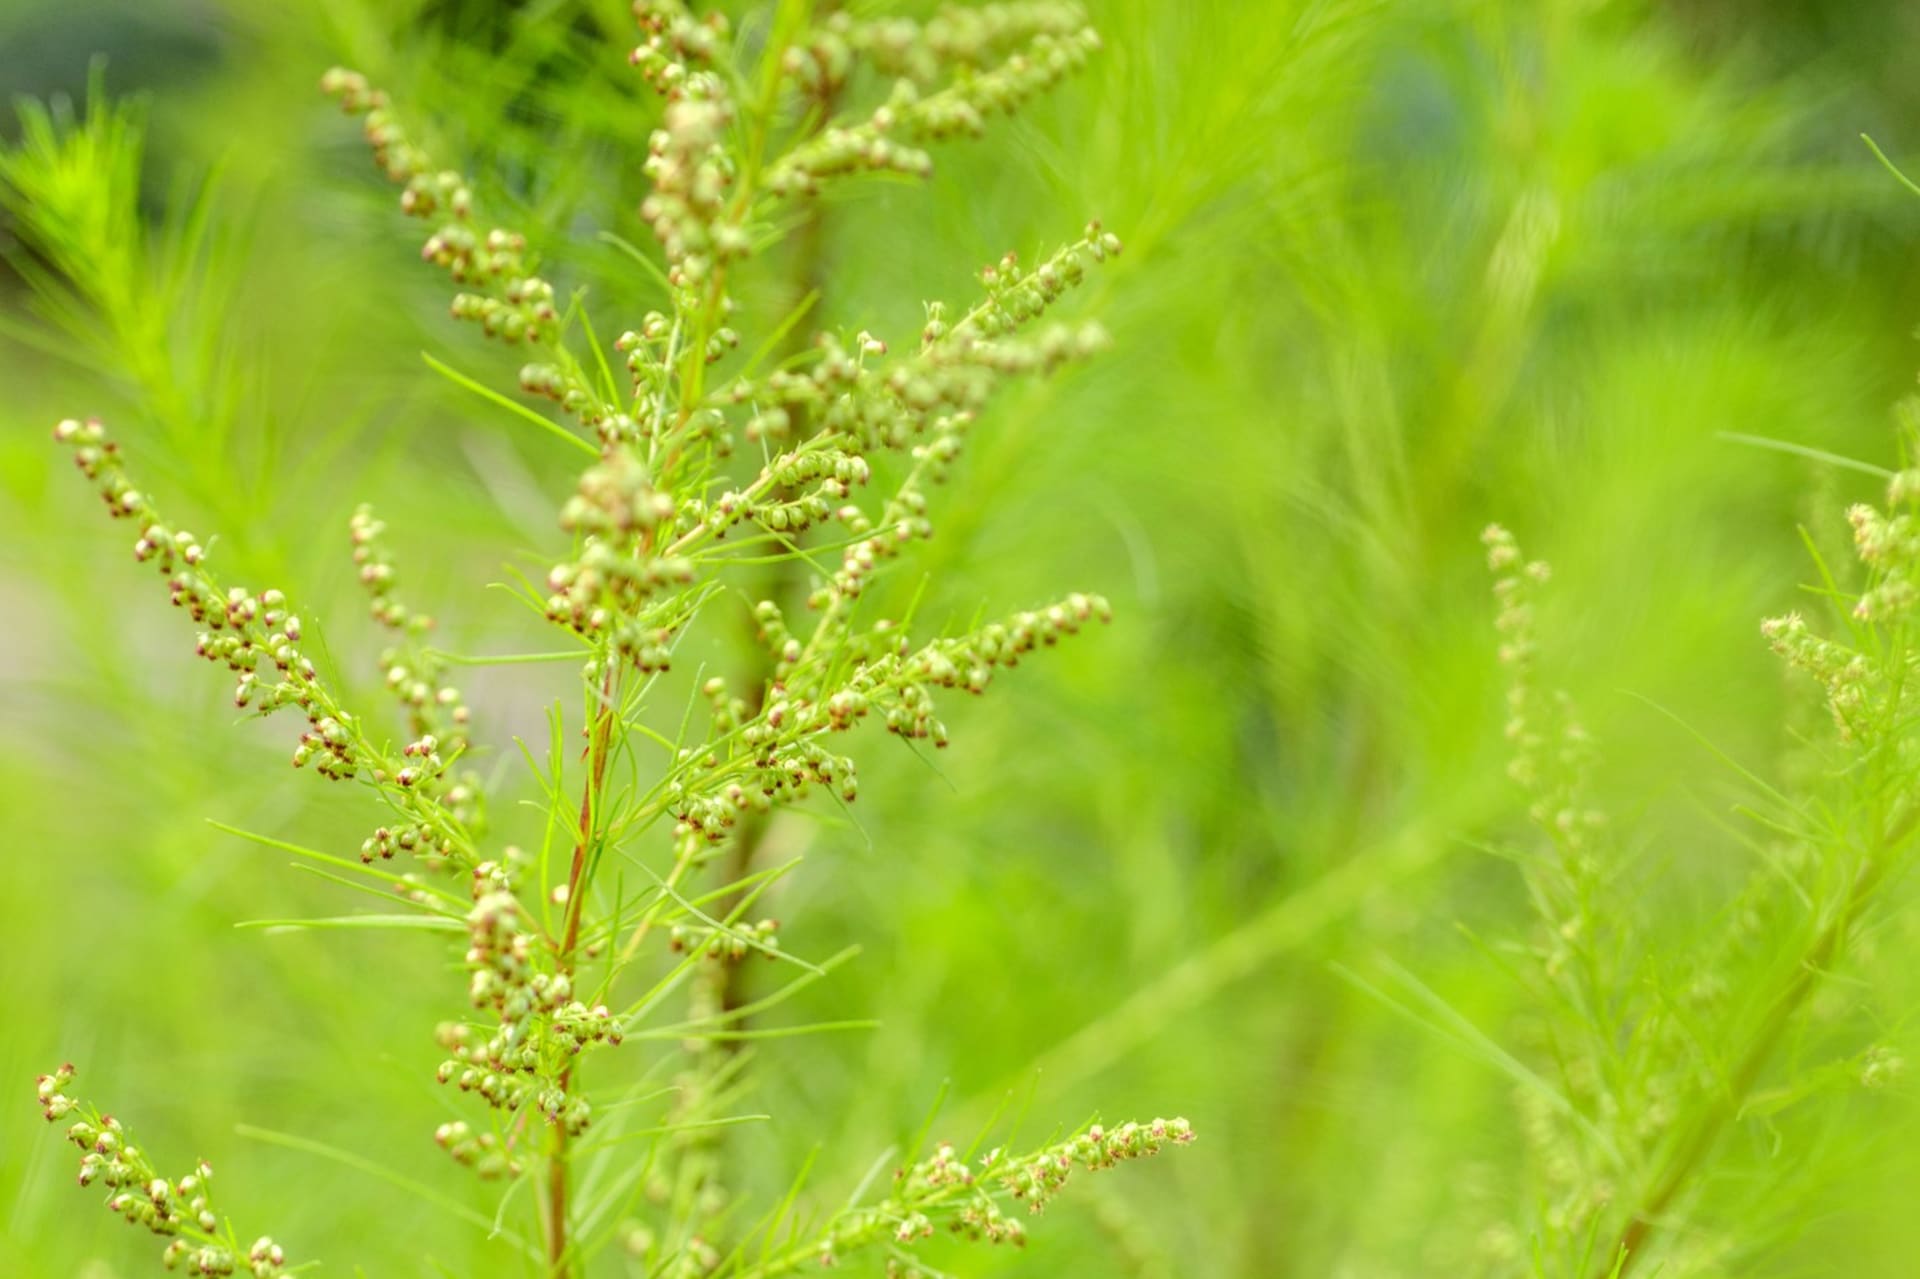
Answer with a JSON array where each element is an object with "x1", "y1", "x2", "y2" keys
[
  {"x1": 319, "y1": 68, "x2": 423, "y2": 182},
  {"x1": 1000, "y1": 1117, "x2": 1195, "y2": 1213},
  {"x1": 752, "y1": 599, "x2": 798, "y2": 668},
  {"x1": 324, "y1": 67, "x2": 559, "y2": 345},
  {"x1": 630, "y1": 1, "x2": 727, "y2": 96},
  {"x1": 54, "y1": 418, "x2": 373, "y2": 783},
  {"x1": 699, "y1": 674, "x2": 750, "y2": 737},
  {"x1": 562, "y1": 449, "x2": 678, "y2": 539},
  {"x1": 669, "y1": 735, "x2": 859, "y2": 842},
  {"x1": 764, "y1": 96, "x2": 935, "y2": 196},
  {"x1": 161, "y1": 1242, "x2": 247, "y2": 1277},
  {"x1": 547, "y1": 448, "x2": 698, "y2": 670},
  {"x1": 81, "y1": 418, "x2": 470, "y2": 818},
  {"x1": 696, "y1": 436, "x2": 874, "y2": 543},
  {"x1": 779, "y1": 23, "x2": 858, "y2": 99},
  {"x1": 828, "y1": 478, "x2": 936, "y2": 601},
  {"x1": 638, "y1": 76, "x2": 739, "y2": 287},
  {"x1": 350, "y1": 507, "x2": 476, "y2": 763},
  {"x1": 550, "y1": 999, "x2": 624, "y2": 1053},
  {"x1": 951, "y1": 1200, "x2": 1026, "y2": 1246},
  {"x1": 445, "y1": 238, "x2": 559, "y2": 344},
  {"x1": 432, "y1": 1120, "x2": 521, "y2": 1180},
  {"x1": 466, "y1": 873, "x2": 534, "y2": 1015},
  {"x1": 895, "y1": 25, "x2": 1099, "y2": 133},
  {"x1": 660, "y1": 1237, "x2": 721, "y2": 1279},
  {"x1": 440, "y1": 866, "x2": 609, "y2": 1137},
  {"x1": 360, "y1": 820, "x2": 455, "y2": 867},
  {"x1": 887, "y1": 1142, "x2": 1029, "y2": 1245},
  {"x1": 946, "y1": 225, "x2": 1121, "y2": 342},
  {"x1": 615, "y1": 314, "x2": 674, "y2": 395},
  {"x1": 1485, "y1": 525, "x2": 1542, "y2": 752},
  {"x1": 805, "y1": 1117, "x2": 1193, "y2": 1269},
  {"x1": 37, "y1": 1067, "x2": 289, "y2": 1276},
  {"x1": 347, "y1": 505, "x2": 416, "y2": 629},
  {"x1": 771, "y1": 442, "x2": 872, "y2": 494},
  {"x1": 1862, "y1": 1044, "x2": 1906, "y2": 1089},
  {"x1": 419, "y1": 222, "x2": 524, "y2": 285},
  {"x1": 858, "y1": 594, "x2": 1112, "y2": 745},
  {"x1": 1481, "y1": 526, "x2": 1605, "y2": 847},
  {"x1": 667, "y1": 916, "x2": 781, "y2": 962},
  {"x1": 1846, "y1": 499, "x2": 1920, "y2": 621},
  {"x1": 752, "y1": 491, "x2": 839, "y2": 539},
  {"x1": 911, "y1": 1140, "x2": 976, "y2": 1190},
  {"x1": 521, "y1": 360, "x2": 635, "y2": 445},
  {"x1": 765, "y1": 16, "x2": 1099, "y2": 196},
  {"x1": 724, "y1": 237, "x2": 1111, "y2": 474},
  {"x1": 1761, "y1": 460, "x2": 1920, "y2": 741},
  {"x1": 662, "y1": 596, "x2": 1103, "y2": 845},
  {"x1": 1763, "y1": 612, "x2": 1876, "y2": 739},
  {"x1": 36, "y1": 1063, "x2": 78, "y2": 1123},
  {"x1": 667, "y1": 241, "x2": 1112, "y2": 634},
  {"x1": 432, "y1": 1013, "x2": 526, "y2": 1090},
  {"x1": 783, "y1": 4, "x2": 1088, "y2": 101}
]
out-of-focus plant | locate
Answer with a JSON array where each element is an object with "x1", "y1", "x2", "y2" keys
[
  {"x1": 13, "y1": 4, "x2": 1193, "y2": 1275},
  {"x1": 0, "y1": 69, "x2": 273, "y2": 530},
  {"x1": 1465, "y1": 368, "x2": 1920, "y2": 1275}
]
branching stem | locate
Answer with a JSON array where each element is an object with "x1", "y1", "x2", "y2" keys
[{"x1": 1604, "y1": 810, "x2": 1907, "y2": 1277}]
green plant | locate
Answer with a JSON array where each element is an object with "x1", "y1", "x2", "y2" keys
[
  {"x1": 1461, "y1": 436, "x2": 1920, "y2": 1275},
  {"x1": 19, "y1": 4, "x2": 1191, "y2": 1275}
]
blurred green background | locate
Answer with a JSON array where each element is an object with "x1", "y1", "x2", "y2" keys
[{"x1": 6, "y1": 0, "x2": 1920, "y2": 1274}]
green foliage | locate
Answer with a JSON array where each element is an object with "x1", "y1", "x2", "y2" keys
[
  {"x1": 1471, "y1": 505, "x2": 1920, "y2": 1275},
  {"x1": 10, "y1": 0, "x2": 1920, "y2": 1276},
  {"x1": 12, "y1": 4, "x2": 1194, "y2": 1276}
]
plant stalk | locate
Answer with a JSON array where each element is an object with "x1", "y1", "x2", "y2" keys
[
  {"x1": 1603, "y1": 833, "x2": 1898, "y2": 1277},
  {"x1": 547, "y1": 665, "x2": 623, "y2": 1277}
]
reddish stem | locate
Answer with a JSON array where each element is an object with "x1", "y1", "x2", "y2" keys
[{"x1": 546, "y1": 668, "x2": 621, "y2": 1277}]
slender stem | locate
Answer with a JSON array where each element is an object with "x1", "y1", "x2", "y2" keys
[
  {"x1": 546, "y1": 14, "x2": 818, "y2": 1268},
  {"x1": 547, "y1": 665, "x2": 622, "y2": 1278},
  {"x1": 1603, "y1": 822, "x2": 1902, "y2": 1277}
]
